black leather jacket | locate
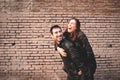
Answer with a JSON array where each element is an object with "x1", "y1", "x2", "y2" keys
[
  {"x1": 56, "y1": 38, "x2": 88, "y2": 75},
  {"x1": 63, "y1": 31, "x2": 97, "y2": 78},
  {"x1": 75, "y1": 32, "x2": 97, "y2": 75}
]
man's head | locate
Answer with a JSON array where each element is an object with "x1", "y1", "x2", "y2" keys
[{"x1": 50, "y1": 25, "x2": 63, "y2": 43}]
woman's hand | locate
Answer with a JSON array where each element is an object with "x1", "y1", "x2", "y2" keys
[
  {"x1": 57, "y1": 47, "x2": 67, "y2": 57},
  {"x1": 78, "y1": 70, "x2": 82, "y2": 75}
]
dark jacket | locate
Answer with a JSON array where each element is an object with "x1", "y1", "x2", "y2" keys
[
  {"x1": 76, "y1": 32, "x2": 97, "y2": 75},
  {"x1": 56, "y1": 38, "x2": 88, "y2": 76},
  {"x1": 63, "y1": 31, "x2": 97, "y2": 80}
]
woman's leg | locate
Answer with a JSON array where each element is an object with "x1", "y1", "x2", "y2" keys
[
  {"x1": 67, "y1": 75, "x2": 74, "y2": 80},
  {"x1": 67, "y1": 74, "x2": 80, "y2": 80}
]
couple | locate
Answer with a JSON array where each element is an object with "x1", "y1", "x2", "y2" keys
[{"x1": 50, "y1": 17, "x2": 97, "y2": 80}]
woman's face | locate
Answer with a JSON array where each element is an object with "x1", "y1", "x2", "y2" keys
[{"x1": 67, "y1": 19, "x2": 76, "y2": 33}]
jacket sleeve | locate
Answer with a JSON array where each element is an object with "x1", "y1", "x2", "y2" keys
[
  {"x1": 79, "y1": 32, "x2": 97, "y2": 75},
  {"x1": 62, "y1": 39, "x2": 85, "y2": 73}
]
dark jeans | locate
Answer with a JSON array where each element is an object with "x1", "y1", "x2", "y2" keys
[{"x1": 67, "y1": 74, "x2": 90, "y2": 80}]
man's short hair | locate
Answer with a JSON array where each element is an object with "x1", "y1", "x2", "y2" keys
[{"x1": 50, "y1": 25, "x2": 62, "y2": 34}]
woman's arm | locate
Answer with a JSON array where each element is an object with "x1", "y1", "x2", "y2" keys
[
  {"x1": 79, "y1": 32, "x2": 97, "y2": 75},
  {"x1": 57, "y1": 47, "x2": 67, "y2": 57}
]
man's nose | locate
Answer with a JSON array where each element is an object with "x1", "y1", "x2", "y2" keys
[{"x1": 58, "y1": 32, "x2": 62, "y2": 36}]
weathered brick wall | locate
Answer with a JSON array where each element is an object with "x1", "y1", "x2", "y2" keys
[{"x1": 0, "y1": 0, "x2": 120, "y2": 80}]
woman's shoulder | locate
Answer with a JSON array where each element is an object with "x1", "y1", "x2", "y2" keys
[{"x1": 78, "y1": 31, "x2": 87, "y2": 38}]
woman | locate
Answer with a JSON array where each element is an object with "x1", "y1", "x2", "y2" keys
[{"x1": 57, "y1": 17, "x2": 97, "y2": 80}]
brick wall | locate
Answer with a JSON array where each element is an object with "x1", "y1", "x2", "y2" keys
[{"x1": 0, "y1": 0, "x2": 120, "y2": 80}]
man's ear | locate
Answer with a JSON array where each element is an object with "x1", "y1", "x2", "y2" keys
[{"x1": 51, "y1": 35, "x2": 54, "y2": 40}]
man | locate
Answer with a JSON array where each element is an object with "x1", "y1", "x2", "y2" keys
[{"x1": 50, "y1": 25, "x2": 87, "y2": 80}]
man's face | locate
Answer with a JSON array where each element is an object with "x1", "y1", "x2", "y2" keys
[{"x1": 51, "y1": 28, "x2": 63, "y2": 43}]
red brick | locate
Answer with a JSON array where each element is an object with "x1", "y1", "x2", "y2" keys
[{"x1": 0, "y1": 0, "x2": 120, "y2": 80}]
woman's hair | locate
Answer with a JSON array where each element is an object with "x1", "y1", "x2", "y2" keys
[{"x1": 64, "y1": 17, "x2": 81, "y2": 41}]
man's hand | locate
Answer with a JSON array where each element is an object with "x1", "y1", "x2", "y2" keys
[
  {"x1": 57, "y1": 47, "x2": 67, "y2": 57},
  {"x1": 78, "y1": 70, "x2": 82, "y2": 75}
]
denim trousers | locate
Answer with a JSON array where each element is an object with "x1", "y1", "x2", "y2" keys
[{"x1": 66, "y1": 74, "x2": 90, "y2": 80}]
